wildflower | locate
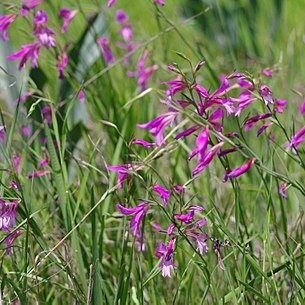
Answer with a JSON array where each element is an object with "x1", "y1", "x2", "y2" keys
[
  {"x1": 225, "y1": 158, "x2": 256, "y2": 179},
  {"x1": 116, "y1": 202, "x2": 149, "y2": 238},
  {"x1": 243, "y1": 113, "x2": 272, "y2": 132},
  {"x1": 235, "y1": 91, "x2": 257, "y2": 117},
  {"x1": 41, "y1": 106, "x2": 52, "y2": 124},
  {"x1": 59, "y1": 8, "x2": 78, "y2": 33},
  {"x1": 7, "y1": 42, "x2": 41, "y2": 70},
  {"x1": 12, "y1": 156, "x2": 21, "y2": 173},
  {"x1": 279, "y1": 182, "x2": 288, "y2": 199},
  {"x1": 2, "y1": 230, "x2": 21, "y2": 255},
  {"x1": 188, "y1": 126, "x2": 209, "y2": 161},
  {"x1": 262, "y1": 69, "x2": 273, "y2": 78},
  {"x1": 259, "y1": 85, "x2": 273, "y2": 105},
  {"x1": 97, "y1": 37, "x2": 115, "y2": 65},
  {"x1": 174, "y1": 185, "x2": 184, "y2": 193},
  {"x1": 33, "y1": 9, "x2": 48, "y2": 27},
  {"x1": 287, "y1": 125, "x2": 305, "y2": 151},
  {"x1": 167, "y1": 223, "x2": 175, "y2": 235},
  {"x1": 174, "y1": 210, "x2": 194, "y2": 224},
  {"x1": 127, "y1": 51, "x2": 158, "y2": 91},
  {"x1": 10, "y1": 181, "x2": 18, "y2": 190},
  {"x1": 131, "y1": 138, "x2": 153, "y2": 148},
  {"x1": 58, "y1": 49, "x2": 68, "y2": 79},
  {"x1": 116, "y1": 10, "x2": 128, "y2": 24},
  {"x1": 14, "y1": 92, "x2": 33, "y2": 104},
  {"x1": 257, "y1": 122, "x2": 273, "y2": 137},
  {"x1": 218, "y1": 147, "x2": 237, "y2": 158},
  {"x1": 107, "y1": 164, "x2": 134, "y2": 188},
  {"x1": 192, "y1": 142, "x2": 224, "y2": 176},
  {"x1": 209, "y1": 108, "x2": 224, "y2": 132},
  {"x1": 0, "y1": 125, "x2": 6, "y2": 144},
  {"x1": 137, "y1": 110, "x2": 178, "y2": 146},
  {"x1": 0, "y1": 14, "x2": 18, "y2": 41},
  {"x1": 155, "y1": 239, "x2": 176, "y2": 277},
  {"x1": 155, "y1": 0, "x2": 166, "y2": 5},
  {"x1": 300, "y1": 99, "x2": 305, "y2": 114},
  {"x1": 213, "y1": 239, "x2": 225, "y2": 269},
  {"x1": 79, "y1": 91, "x2": 85, "y2": 104},
  {"x1": 21, "y1": 126, "x2": 31, "y2": 137},
  {"x1": 152, "y1": 222, "x2": 163, "y2": 232},
  {"x1": 0, "y1": 200, "x2": 19, "y2": 232},
  {"x1": 27, "y1": 169, "x2": 50, "y2": 178},
  {"x1": 175, "y1": 125, "x2": 200, "y2": 140},
  {"x1": 275, "y1": 99, "x2": 287, "y2": 113},
  {"x1": 21, "y1": 0, "x2": 44, "y2": 16},
  {"x1": 152, "y1": 185, "x2": 171, "y2": 206},
  {"x1": 164, "y1": 77, "x2": 188, "y2": 98},
  {"x1": 39, "y1": 158, "x2": 49, "y2": 167},
  {"x1": 107, "y1": 0, "x2": 116, "y2": 8}
]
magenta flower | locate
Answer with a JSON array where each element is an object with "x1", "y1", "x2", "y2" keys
[
  {"x1": 107, "y1": 164, "x2": 135, "y2": 188},
  {"x1": 244, "y1": 113, "x2": 272, "y2": 132},
  {"x1": 152, "y1": 184, "x2": 171, "y2": 206},
  {"x1": 174, "y1": 210, "x2": 194, "y2": 224},
  {"x1": 116, "y1": 9, "x2": 128, "y2": 24},
  {"x1": 59, "y1": 8, "x2": 78, "y2": 33},
  {"x1": 21, "y1": 0, "x2": 44, "y2": 16},
  {"x1": 2, "y1": 229, "x2": 21, "y2": 255},
  {"x1": 127, "y1": 51, "x2": 158, "y2": 91},
  {"x1": 257, "y1": 122, "x2": 273, "y2": 137},
  {"x1": 226, "y1": 158, "x2": 256, "y2": 179},
  {"x1": 12, "y1": 155, "x2": 21, "y2": 173},
  {"x1": 97, "y1": 37, "x2": 115, "y2": 65},
  {"x1": 10, "y1": 181, "x2": 19, "y2": 190},
  {"x1": 167, "y1": 223, "x2": 175, "y2": 235},
  {"x1": 107, "y1": 0, "x2": 117, "y2": 8},
  {"x1": 275, "y1": 99, "x2": 287, "y2": 113},
  {"x1": 287, "y1": 125, "x2": 305, "y2": 150},
  {"x1": 155, "y1": 0, "x2": 166, "y2": 5},
  {"x1": 164, "y1": 78, "x2": 188, "y2": 97},
  {"x1": 79, "y1": 91, "x2": 85, "y2": 104},
  {"x1": 175, "y1": 125, "x2": 200, "y2": 140},
  {"x1": 259, "y1": 85, "x2": 273, "y2": 105},
  {"x1": 300, "y1": 99, "x2": 305, "y2": 114},
  {"x1": 58, "y1": 49, "x2": 68, "y2": 79},
  {"x1": 21, "y1": 126, "x2": 30, "y2": 137},
  {"x1": 152, "y1": 222, "x2": 163, "y2": 232},
  {"x1": 0, "y1": 200, "x2": 19, "y2": 232},
  {"x1": 155, "y1": 239, "x2": 176, "y2": 277},
  {"x1": 192, "y1": 142, "x2": 224, "y2": 176},
  {"x1": 0, "y1": 125, "x2": 6, "y2": 144},
  {"x1": 116, "y1": 202, "x2": 149, "y2": 238},
  {"x1": 218, "y1": 147, "x2": 237, "y2": 158},
  {"x1": 27, "y1": 169, "x2": 50, "y2": 179},
  {"x1": 174, "y1": 185, "x2": 184, "y2": 193},
  {"x1": 137, "y1": 111, "x2": 178, "y2": 146},
  {"x1": 131, "y1": 138, "x2": 153, "y2": 148},
  {"x1": 39, "y1": 158, "x2": 49, "y2": 167},
  {"x1": 0, "y1": 14, "x2": 18, "y2": 41},
  {"x1": 262, "y1": 69, "x2": 273, "y2": 78},
  {"x1": 235, "y1": 91, "x2": 257, "y2": 117},
  {"x1": 41, "y1": 106, "x2": 52, "y2": 124},
  {"x1": 14, "y1": 92, "x2": 33, "y2": 104},
  {"x1": 188, "y1": 126, "x2": 209, "y2": 161},
  {"x1": 208, "y1": 108, "x2": 224, "y2": 132},
  {"x1": 279, "y1": 182, "x2": 288, "y2": 199},
  {"x1": 7, "y1": 42, "x2": 41, "y2": 70},
  {"x1": 34, "y1": 9, "x2": 48, "y2": 26}
]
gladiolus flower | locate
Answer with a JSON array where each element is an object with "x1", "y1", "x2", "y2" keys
[
  {"x1": 21, "y1": 0, "x2": 44, "y2": 16},
  {"x1": 39, "y1": 158, "x2": 49, "y2": 167},
  {"x1": 188, "y1": 126, "x2": 209, "y2": 161},
  {"x1": 131, "y1": 138, "x2": 153, "y2": 148},
  {"x1": 155, "y1": 0, "x2": 165, "y2": 5},
  {"x1": 275, "y1": 99, "x2": 287, "y2": 113},
  {"x1": 155, "y1": 239, "x2": 176, "y2": 277},
  {"x1": 300, "y1": 99, "x2": 305, "y2": 114},
  {"x1": 2, "y1": 229, "x2": 21, "y2": 255},
  {"x1": 167, "y1": 224, "x2": 175, "y2": 235},
  {"x1": 0, "y1": 200, "x2": 19, "y2": 232},
  {"x1": 243, "y1": 113, "x2": 272, "y2": 132},
  {"x1": 262, "y1": 69, "x2": 273, "y2": 78},
  {"x1": 257, "y1": 122, "x2": 273, "y2": 137},
  {"x1": 260, "y1": 85, "x2": 273, "y2": 105},
  {"x1": 79, "y1": 91, "x2": 85, "y2": 104},
  {"x1": 58, "y1": 49, "x2": 68, "y2": 79},
  {"x1": 0, "y1": 14, "x2": 18, "y2": 41},
  {"x1": 0, "y1": 125, "x2": 6, "y2": 144},
  {"x1": 21, "y1": 126, "x2": 31, "y2": 137},
  {"x1": 12, "y1": 156, "x2": 21, "y2": 173},
  {"x1": 287, "y1": 125, "x2": 305, "y2": 151},
  {"x1": 279, "y1": 182, "x2": 288, "y2": 199},
  {"x1": 192, "y1": 142, "x2": 224, "y2": 176},
  {"x1": 59, "y1": 8, "x2": 78, "y2": 33},
  {"x1": 152, "y1": 185, "x2": 171, "y2": 206},
  {"x1": 107, "y1": 164, "x2": 135, "y2": 188},
  {"x1": 175, "y1": 125, "x2": 200, "y2": 140},
  {"x1": 174, "y1": 210, "x2": 194, "y2": 224},
  {"x1": 97, "y1": 37, "x2": 115, "y2": 65},
  {"x1": 137, "y1": 111, "x2": 178, "y2": 146},
  {"x1": 107, "y1": 0, "x2": 116, "y2": 8},
  {"x1": 226, "y1": 158, "x2": 256, "y2": 179}
]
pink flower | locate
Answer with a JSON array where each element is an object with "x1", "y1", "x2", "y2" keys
[
  {"x1": 107, "y1": 0, "x2": 117, "y2": 8},
  {"x1": 58, "y1": 49, "x2": 68, "y2": 79},
  {"x1": 259, "y1": 85, "x2": 273, "y2": 105},
  {"x1": 137, "y1": 111, "x2": 178, "y2": 146},
  {"x1": 21, "y1": 0, "x2": 44, "y2": 16},
  {"x1": 14, "y1": 92, "x2": 33, "y2": 104},
  {"x1": 175, "y1": 125, "x2": 200, "y2": 140},
  {"x1": 0, "y1": 200, "x2": 19, "y2": 232},
  {"x1": 39, "y1": 158, "x2": 49, "y2": 167},
  {"x1": 107, "y1": 163, "x2": 135, "y2": 188},
  {"x1": 155, "y1": 0, "x2": 165, "y2": 5},
  {"x1": 41, "y1": 106, "x2": 52, "y2": 124},
  {"x1": 155, "y1": 239, "x2": 176, "y2": 277},
  {"x1": 167, "y1": 223, "x2": 175, "y2": 235},
  {"x1": 117, "y1": 202, "x2": 149, "y2": 239},
  {"x1": 287, "y1": 125, "x2": 305, "y2": 150},
  {"x1": 188, "y1": 126, "x2": 209, "y2": 161},
  {"x1": 243, "y1": 113, "x2": 272, "y2": 132},
  {"x1": 226, "y1": 158, "x2": 256, "y2": 179},
  {"x1": 59, "y1": 8, "x2": 78, "y2": 33},
  {"x1": 131, "y1": 138, "x2": 153, "y2": 148},
  {"x1": 12, "y1": 155, "x2": 21, "y2": 173},
  {"x1": 257, "y1": 122, "x2": 273, "y2": 137},
  {"x1": 27, "y1": 169, "x2": 50, "y2": 178},
  {"x1": 21, "y1": 126, "x2": 31, "y2": 137},
  {"x1": 174, "y1": 210, "x2": 194, "y2": 224},
  {"x1": 116, "y1": 10, "x2": 128, "y2": 24},
  {"x1": 275, "y1": 99, "x2": 287, "y2": 113},
  {"x1": 2, "y1": 229, "x2": 21, "y2": 255},
  {"x1": 152, "y1": 184, "x2": 171, "y2": 206},
  {"x1": 0, "y1": 125, "x2": 6, "y2": 144},
  {"x1": 279, "y1": 182, "x2": 288, "y2": 199},
  {"x1": 7, "y1": 42, "x2": 41, "y2": 70},
  {"x1": 192, "y1": 142, "x2": 224, "y2": 176},
  {"x1": 262, "y1": 69, "x2": 273, "y2": 78},
  {"x1": 79, "y1": 91, "x2": 85, "y2": 104},
  {"x1": 97, "y1": 37, "x2": 115, "y2": 65},
  {"x1": 127, "y1": 51, "x2": 158, "y2": 91},
  {"x1": 0, "y1": 14, "x2": 18, "y2": 41}
]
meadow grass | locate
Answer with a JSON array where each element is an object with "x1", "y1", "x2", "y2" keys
[{"x1": 0, "y1": 0, "x2": 304, "y2": 304}]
